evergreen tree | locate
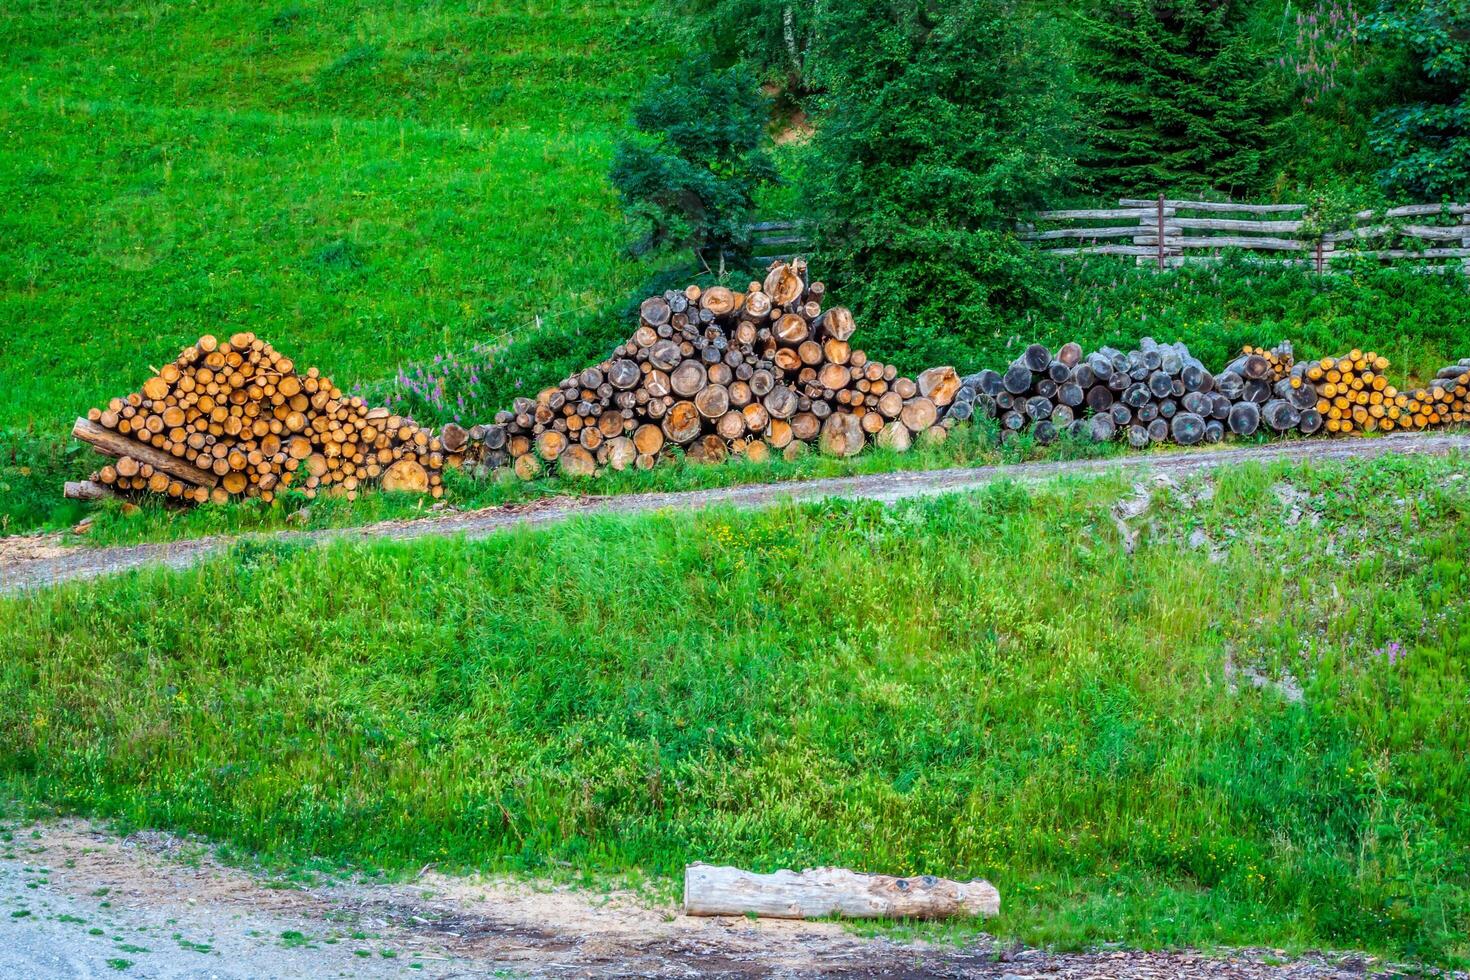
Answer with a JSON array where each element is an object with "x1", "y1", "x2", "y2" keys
[
  {"x1": 1075, "y1": 0, "x2": 1289, "y2": 196},
  {"x1": 609, "y1": 57, "x2": 776, "y2": 271},
  {"x1": 802, "y1": 0, "x2": 1078, "y2": 371}
]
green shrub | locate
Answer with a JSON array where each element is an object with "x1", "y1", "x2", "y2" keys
[
  {"x1": 1367, "y1": 0, "x2": 1470, "y2": 200},
  {"x1": 609, "y1": 56, "x2": 776, "y2": 271}
]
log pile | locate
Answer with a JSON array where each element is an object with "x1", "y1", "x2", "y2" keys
[
  {"x1": 63, "y1": 261, "x2": 1470, "y2": 508},
  {"x1": 73, "y1": 333, "x2": 454, "y2": 504},
  {"x1": 461, "y1": 260, "x2": 949, "y2": 479},
  {"x1": 1410, "y1": 359, "x2": 1470, "y2": 428},
  {"x1": 947, "y1": 337, "x2": 1326, "y2": 449},
  {"x1": 1294, "y1": 349, "x2": 1406, "y2": 435}
]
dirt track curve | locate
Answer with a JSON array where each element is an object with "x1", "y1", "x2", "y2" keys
[
  {"x1": 4, "y1": 431, "x2": 1469, "y2": 595},
  {"x1": 0, "y1": 819, "x2": 1439, "y2": 979}
]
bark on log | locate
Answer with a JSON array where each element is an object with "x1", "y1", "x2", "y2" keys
[
  {"x1": 683, "y1": 864, "x2": 999, "y2": 920},
  {"x1": 64, "y1": 480, "x2": 116, "y2": 501},
  {"x1": 72, "y1": 418, "x2": 218, "y2": 488}
]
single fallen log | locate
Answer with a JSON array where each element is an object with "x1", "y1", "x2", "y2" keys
[
  {"x1": 64, "y1": 480, "x2": 116, "y2": 501},
  {"x1": 683, "y1": 863, "x2": 999, "y2": 920}
]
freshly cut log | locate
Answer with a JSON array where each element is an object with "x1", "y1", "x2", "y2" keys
[
  {"x1": 662, "y1": 401, "x2": 703, "y2": 444},
  {"x1": 687, "y1": 434, "x2": 729, "y2": 464},
  {"x1": 744, "y1": 440, "x2": 770, "y2": 463},
  {"x1": 671, "y1": 360, "x2": 708, "y2": 397},
  {"x1": 640, "y1": 296, "x2": 671, "y2": 326},
  {"x1": 559, "y1": 444, "x2": 596, "y2": 477},
  {"x1": 701, "y1": 286, "x2": 736, "y2": 315},
  {"x1": 382, "y1": 458, "x2": 429, "y2": 494},
  {"x1": 763, "y1": 385, "x2": 799, "y2": 420},
  {"x1": 789, "y1": 412, "x2": 820, "y2": 442},
  {"x1": 716, "y1": 410, "x2": 747, "y2": 441},
  {"x1": 917, "y1": 366, "x2": 960, "y2": 407},
  {"x1": 536, "y1": 430, "x2": 568, "y2": 461},
  {"x1": 683, "y1": 864, "x2": 1000, "y2": 920},
  {"x1": 775, "y1": 313, "x2": 810, "y2": 346},
  {"x1": 766, "y1": 419, "x2": 793, "y2": 448},
  {"x1": 695, "y1": 384, "x2": 731, "y2": 419},
  {"x1": 818, "y1": 362, "x2": 851, "y2": 391},
  {"x1": 632, "y1": 423, "x2": 665, "y2": 457},
  {"x1": 763, "y1": 263, "x2": 804, "y2": 306},
  {"x1": 608, "y1": 359, "x2": 641, "y2": 389},
  {"x1": 440, "y1": 423, "x2": 468, "y2": 453},
  {"x1": 876, "y1": 421, "x2": 912, "y2": 452},
  {"x1": 604, "y1": 436, "x2": 637, "y2": 471},
  {"x1": 900, "y1": 397, "x2": 937, "y2": 432},
  {"x1": 819, "y1": 413, "x2": 865, "y2": 456}
]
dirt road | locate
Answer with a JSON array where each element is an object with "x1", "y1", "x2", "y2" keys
[
  {"x1": 4, "y1": 432, "x2": 1469, "y2": 595},
  {"x1": 0, "y1": 819, "x2": 1424, "y2": 979}
]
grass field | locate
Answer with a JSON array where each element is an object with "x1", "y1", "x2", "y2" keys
[
  {"x1": 0, "y1": 0, "x2": 670, "y2": 530},
  {"x1": 3, "y1": 453, "x2": 1468, "y2": 963}
]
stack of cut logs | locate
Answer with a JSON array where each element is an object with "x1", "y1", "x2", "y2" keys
[
  {"x1": 1292, "y1": 349, "x2": 1470, "y2": 435},
  {"x1": 69, "y1": 332, "x2": 460, "y2": 504},
  {"x1": 62, "y1": 261, "x2": 1470, "y2": 507},
  {"x1": 1294, "y1": 350, "x2": 1407, "y2": 434},
  {"x1": 948, "y1": 339, "x2": 1322, "y2": 448},
  {"x1": 1409, "y1": 359, "x2": 1470, "y2": 428},
  {"x1": 461, "y1": 260, "x2": 954, "y2": 479}
]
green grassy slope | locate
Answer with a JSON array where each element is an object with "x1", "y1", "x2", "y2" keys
[
  {"x1": 0, "y1": 0, "x2": 666, "y2": 433},
  {"x1": 3, "y1": 453, "x2": 1468, "y2": 962}
]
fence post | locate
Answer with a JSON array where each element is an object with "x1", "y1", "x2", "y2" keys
[
  {"x1": 1461, "y1": 208, "x2": 1469, "y2": 283},
  {"x1": 1157, "y1": 193, "x2": 1166, "y2": 272},
  {"x1": 1315, "y1": 237, "x2": 1324, "y2": 275}
]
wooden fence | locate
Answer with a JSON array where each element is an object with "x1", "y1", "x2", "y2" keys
[
  {"x1": 1017, "y1": 196, "x2": 1470, "y2": 273},
  {"x1": 748, "y1": 219, "x2": 807, "y2": 262}
]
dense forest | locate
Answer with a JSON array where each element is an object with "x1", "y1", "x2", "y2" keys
[{"x1": 594, "y1": 0, "x2": 1470, "y2": 374}]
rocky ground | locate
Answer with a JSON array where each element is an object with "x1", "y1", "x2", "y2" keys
[{"x1": 0, "y1": 819, "x2": 1453, "y2": 979}]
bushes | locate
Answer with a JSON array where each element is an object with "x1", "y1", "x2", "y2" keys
[
  {"x1": 609, "y1": 56, "x2": 776, "y2": 271},
  {"x1": 1367, "y1": 0, "x2": 1470, "y2": 200}
]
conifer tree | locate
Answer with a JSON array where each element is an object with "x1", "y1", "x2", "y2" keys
[{"x1": 1075, "y1": 0, "x2": 1289, "y2": 196}]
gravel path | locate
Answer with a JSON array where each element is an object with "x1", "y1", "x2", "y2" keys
[
  {"x1": 4, "y1": 432, "x2": 1470, "y2": 595},
  {"x1": 1, "y1": 819, "x2": 1444, "y2": 979}
]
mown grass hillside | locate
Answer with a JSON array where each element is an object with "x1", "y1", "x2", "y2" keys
[
  {"x1": 3, "y1": 453, "x2": 1468, "y2": 962},
  {"x1": 0, "y1": 0, "x2": 666, "y2": 439}
]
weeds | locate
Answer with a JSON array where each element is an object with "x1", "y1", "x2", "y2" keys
[{"x1": 2, "y1": 453, "x2": 1467, "y2": 961}]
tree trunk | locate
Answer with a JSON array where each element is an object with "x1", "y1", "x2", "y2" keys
[{"x1": 683, "y1": 864, "x2": 999, "y2": 920}]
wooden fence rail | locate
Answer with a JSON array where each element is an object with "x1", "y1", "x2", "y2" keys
[{"x1": 1018, "y1": 196, "x2": 1470, "y2": 273}]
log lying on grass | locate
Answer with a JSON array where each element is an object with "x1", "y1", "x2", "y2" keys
[
  {"x1": 683, "y1": 863, "x2": 1000, "y2": 920},
  {"x1": 63, "y1": 479, "x2": 116, "y2": 502}
]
